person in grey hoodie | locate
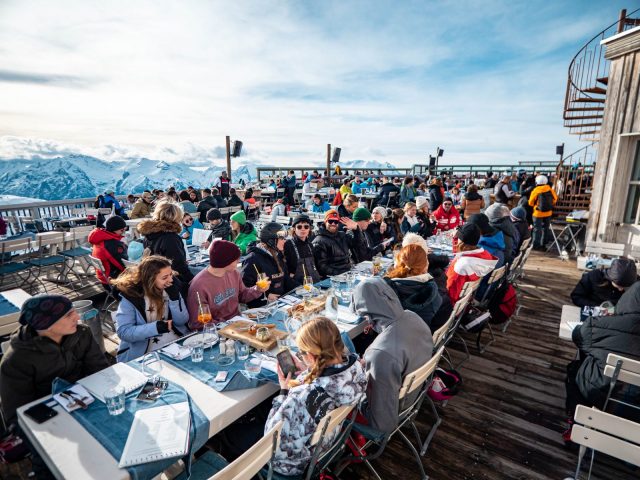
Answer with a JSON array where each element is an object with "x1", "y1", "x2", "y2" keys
[
  {"x1": 351, "y1": 277, "x2": 434, "y2": 434},
  {"x1": 485, "y1": 202, "x2": 518, "y2": 263}
]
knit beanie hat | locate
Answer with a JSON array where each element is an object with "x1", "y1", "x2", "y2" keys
[
  {"x1": 206, "y1": 208, "x2": 222, "y2": 221},
  {"x1": 352, "y1": 207, "x2": 372, "y2": 222},
  {"x1": 606, "y1": 258, "x2": 638, "y2": 288},
  {"x1": 230, "y1": 210, "x2": 246, "y2": 226},
  {"x1": 292, "y1": 214, "x2": 312, "y2": 227},
  {"x1": 19, "y1": 294, "x2": 73, "y2": 330},
  {"x1": 456, "y1": 223, "x2": 481, "y2": 246},
  {"x1": 324, "y1": 210, "x2": 340, "y2": 222},
  {"x1": 105, "y1": 215, "x2": 127, "y2": 232},
  {"x1": 416, "y1": 196, "x2": 429, "y2": 210},
  {"x1": 485, "y1": 203, "x2": 510, "y2": 223},
  {"x1": 372, "y1": 206, "x2": 387, "y2": 219},
  {"x1": 510, "y1": 206, "x2": 527, "y2": 222},
  {"x1": 467, "y1": 213, "x2": 496, "y2": 235},
  {"x1": 209, "y1": 240, "x2": 241, "y2": 268}
]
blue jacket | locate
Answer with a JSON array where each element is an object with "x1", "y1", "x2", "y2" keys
[
  {"x1": 400, "y1": 186, "x2": 416, "y2": 205},
  {"x1": 351, "y1": 181, "x2": 369, "y2": 195},
  {"x1": 100, "y1": 194, "x2": 126, "y2": 216},
  {"x1": 282, "y1": 175, "x2": 297, "y2": 189},
  {"x1": 115, "y1": 292, "x2": 189, "y2": 362},
  {"x1": 478, "y1": 230, "x2": 506, "y2": 268},
  {"x1": 180, "y1": 219, "x2": 204, "y2": 245},
  {"x1": 311, "y1": 201, "x2": 331, "y2": 213}
]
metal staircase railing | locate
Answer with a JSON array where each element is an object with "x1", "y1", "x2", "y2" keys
[
  {"x1": 563, "y1": 8, "x2": 640, "y2": 142},
  {"x1": 553, "y1": 143, "x2": 597, "y2": 218}
]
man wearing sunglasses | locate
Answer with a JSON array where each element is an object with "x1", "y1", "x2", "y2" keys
[
  {"x1": 432, "y1": 196, "x2": 461, "y2": 233},
  {"x1": 312, "y1": 210, "x2": 362, "y2": 278},
  {"x1": 284, "y1": 214, "x2": 321, "y2": 288}
]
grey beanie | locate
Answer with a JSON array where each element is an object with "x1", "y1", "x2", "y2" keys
[
  {"x1": 485, "y1": 203, "x2": 510, "y2": 223},
  {"x1": 606, "y1": 258, "x2": 638, "y2": 288}
]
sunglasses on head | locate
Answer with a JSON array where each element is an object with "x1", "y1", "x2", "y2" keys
[{"x1": 296, "y1": 224, "x2": 310, "y2": 230}]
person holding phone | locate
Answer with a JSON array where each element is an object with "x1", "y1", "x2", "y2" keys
[
  {"x1": 111, "y1": 255, "x2": 189, "y2": 362},
  {"x1": 264, "y1": 317, "x2": 367, "y2": 477}
]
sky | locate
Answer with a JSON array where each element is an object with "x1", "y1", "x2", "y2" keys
[{"x1": 0, "y1": 0, "x2": 632, "y2": 168}]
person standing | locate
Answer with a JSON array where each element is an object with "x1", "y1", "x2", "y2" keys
[
  {"x1": 428, "y1": 178, "x2": 444, "y2": 211},
  {"x1": 215, "y1": 171, "x2": 231, "y2": 199},
  {"x1": 282, "y1": 170, "x2": 297, "y2": 206},
  {"x1": 528, "y1": 175, "x2": 557, "y2": 250},
  {"x1": 494, "y1": 175, "x2": 516, "y2": 204}
]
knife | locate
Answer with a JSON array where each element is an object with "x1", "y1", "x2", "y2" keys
[{"x1": 64, "y1": 390, "x2": 88, "y2": 409}]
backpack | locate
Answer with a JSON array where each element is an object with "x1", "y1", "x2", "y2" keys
[
  {"x1": 428, "y1": 368, "x2": 463, "y2": 401},
  {"x1": 536, "y1": 190, "x2": 554, "y2": 212},
  {"x1": 488, "y1": 282, "x2": 518, "y2": 324}
]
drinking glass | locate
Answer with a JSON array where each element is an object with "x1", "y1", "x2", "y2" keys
[
  {"x1": 203, "y1": 323, "x2": 219, "y2": 349},
  {"x1": 256, "y1": 273, "x2": 270, "y2": 302},
  {"x1": 191, "y1": 341, "x2": 204, "y2": 363},
  {"x1": 237, "y1": 343, "x2": 250, "y2": 361},
  {"x1": 302, "y1": 275, "x2": 314, "y2": 293},
  {"x1": 245, "y1": 357, "x2": 262, "y2": 377},
  {"x1": 105, "y1": 387, "x2": 125, "y2": 416},
  {"x1": 198, "y1": 304, "x2": 212, "y2": 328},
  {"x1": 142, "y1": 352, "x2": 162, "y2": 383}
]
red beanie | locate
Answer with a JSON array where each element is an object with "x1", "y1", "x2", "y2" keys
[{"x1": 209, "y1": 240, "x2": 241, "y2": 268}]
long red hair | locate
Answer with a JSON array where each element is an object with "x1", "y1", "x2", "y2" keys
[{"x1": 385, "y1": 244, "x2": 428, "y2": 279}]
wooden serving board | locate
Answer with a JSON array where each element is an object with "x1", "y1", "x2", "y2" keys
[
  {"x1": 287, "y1": 294, "x2": 328, "y2": 317},
  {"x1": 218, "y1": 320, "x2": 288, "y2": 351}
]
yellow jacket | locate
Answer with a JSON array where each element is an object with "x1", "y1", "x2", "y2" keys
[
  {"x1": 528, "y1": 185, "x2": 557, "y2": 218},
  {"x1": 339, "y1": 185, "x2": 352, "y2": 196}
]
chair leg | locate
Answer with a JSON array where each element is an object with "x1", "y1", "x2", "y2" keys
[
  {"x1": 452, "y1": 333, "x2": 470, "y2": 370},
  {"x1": 397, "y1": 430, "x2": 428, "y2": 480},
  {"x1": 476, "y1": 323, "x2": 495, "y2": 354},
  {"x1": 420, "y1": 398, "x2": 442, "y2": 456},
  {"x1": 573, "y1": 444, "x2": 587, "y2": 480}
]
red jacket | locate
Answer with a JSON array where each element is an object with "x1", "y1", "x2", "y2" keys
[
  {"x1": 88, "y1": 228, "x2": 128, "y2": 284},
  {"x1": 433, "y1": 205, "x2": 461, "y2": 232},
  {"x1": 446, "y1": 248, "x2": 498, "y2": 302}
]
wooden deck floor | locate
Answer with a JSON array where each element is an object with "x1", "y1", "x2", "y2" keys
[{"x1": 2, "y1": 252, "x2": 639, "y2": 479}]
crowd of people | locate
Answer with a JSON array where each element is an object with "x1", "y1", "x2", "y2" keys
[{"x1": 5, "y1": 166, "x2": 635, "y2": 478}]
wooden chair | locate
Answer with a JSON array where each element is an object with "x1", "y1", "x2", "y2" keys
[
  {"x1": 585, "y1": 240, "x2": 625, "y2": 259},
  {"x1": 175, "y1": 421, "x2": 283, "y2": 480}
]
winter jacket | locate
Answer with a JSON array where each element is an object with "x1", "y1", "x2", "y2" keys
[
  {"x1": 206, "y1": 220, "x2": 232, "y2": 242},
  {"x1": 100, "y1": 193, "x2": 126, "y2": 216},
  {"x1": 401, "y1": 214, "x2": 434, "y2": 238},
  {"x1": 353, "y1": 225, "x2": 386, "y2": 263},
  {"x1": 214, "y1": 177, "x2": 231, "y2": 198},
  {"x1": 511, "y1": 218, "x2": 531, "y2": 251},
  {"x1": 138, "y1": 219, "x2": 194, "y2": 283},
  {"x1": 446, "y1": 248, "x2": 498, "y2": 302},
  {"x1": 528, "y1": 185, "x2": 558, "y2": 218},
  {"x1": 312, "y1": 225, "x2": 355, "y2": 277},
  {"x1": 571, "y1": 269, "x2": 625, "y2": 308},
  {"x1": 130, "y1": 199, "x2": 152, "y2": 219},
  {"x1": 227, "y1": 195, "x2": 244, "y2": 207},
  {"x1": 376, "y1": 183, "x2": 400, "y2": 207},
  {"x1": 213, "y1": 195, "x2": 228, "y2": 208},
  {"x1": 88, "y1": 228, "x2": 128, "y2": 284},
  {"x1": 281, "y1": 175, "x2": 297, "y2": 189},
  {"x1": 0, "y1": 324, "x2": 109, "y2": 424},
  {"x1": 115, "y1": 283, "x2": 189, "y2": 362},
  {"x1": 428, "y1": 184, "x2": 444, "y2": 211},
  {"x1": 180, "y1": 219, "x2": 204, "y2": 246},
  {"x1": 337, "y1": 204, "x2": 353, "y2": 219},
  {"x1": 432, "y1": 205, "x2": 461, "y2": 232},
  {"x1": 494, "y1": 182, "x2": 515, "y2": 204},
  {"x1": 197, "y1": 195, "x2": 218, "y2": 223},
  {"x1": 351, "y1": 181, "x2": 368, "y2": 195},
  {"x1": 241, "y1": 243, "x2": 289, "y2": 307},
  {"x1": 310, "y1": 201, "x2": 331, "y2": 213},
  {"x1": 460, "y1": 192, "x2": 484, "y2": 219},
  {"x1": 385, "y1": 274, "x2": 443, "y2": 328},
  {"x1": 352, "y1": 278, "x2": 434, "y2": 434},
  {"x1": 265, "y1": 354, "x2": 367, "y2": 476},
  {"x1": 233, "y1": 222, "x2": 258, "y2": 255},
  {"x1": 284, "y1": 236, "x2": 321, "y2": 288},
  {"x1": 399, "y1": 186, "x2": 417, "y2": 205},
  {"x1": 478, "y1": 230, "x2": 506, "y2": 268},
  {"x1": 490, "y1": 217, "x2": 518, "y2": 263},
  {"x1": 572, "y1": 282, "x2": 640, "y2": 407}
]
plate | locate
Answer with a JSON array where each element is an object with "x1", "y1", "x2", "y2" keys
[
  {"x1": 243, "y1": 308, "x2": 269, "y2": 320},
  {"x1": 295, "y1": 286, "x2": 317, "y2": 296},
  {"x1": 182, "y1": 333, "x2": 219, "y2": 347}
]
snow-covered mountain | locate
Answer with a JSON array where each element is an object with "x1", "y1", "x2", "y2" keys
[{"x1": 0, "y1": 154, "x2": 403, "y2": 200}]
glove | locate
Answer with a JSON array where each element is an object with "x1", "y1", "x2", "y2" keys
[
  {"x1": 165, "y1": 282, "x2": 181, "y2": 301},
  {"x1": 156, "y1": 321, "x2": 170, "y2": 334}
]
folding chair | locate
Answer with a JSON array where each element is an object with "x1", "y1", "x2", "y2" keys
[
  {"x1": 59, "y1": 226, "x2": 94, "y2": 283},
  {"x1": 434, "y1": 292, "x2": 473, "y2": 371},
  {"x1": 25, "y1": 232, "x2": 78, "y2": 292},
  {"x1": 449, "y1": 279, "x2": 482, "y2": 368},
  {"x1": 175, "y1": 421, "x2": 283, "y2": 480},
  {"x1": 87, "y1": 255, "x2": 119, "y2": 332},
  {"x1": 385, "y1": 191, "x2": 398, "y2": 208},
  {"x1": 0, "y1": 237, "x2": 40, "y2": 292},
  {"x1": 466, "y1": 265, "x2": 508, "y2": 354},
  {"x1": 337, "y1": 347, "x2": 445, "y2": 480}
]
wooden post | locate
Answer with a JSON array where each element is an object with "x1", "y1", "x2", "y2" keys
[
  {"x1": 326, "y1": 144, "x2": 332, "y2": 184},
  {"x1": 225, "y1": 135, "x2": 232, "y2": 181},
  {"x1": 618, "y1": 9, "x2": 627, "y2": 34}
]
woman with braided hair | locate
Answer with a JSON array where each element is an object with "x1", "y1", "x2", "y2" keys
[{"x1": 264, "y1": 316, "x2": 367, "y2": 476}]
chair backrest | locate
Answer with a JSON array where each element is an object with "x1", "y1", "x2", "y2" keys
[
  {"x1": 1, "y1": 238, "x2": 32, "y2": 256},
  {"x1": 399, "y1": 346, "x2": 444, "y2": 400},
  {"x1": 460, "y1": 278, "x2": 482, "y2": 298},
  {"x1": 1, "y1": 340, "x2": 10, "y2": 354},
  {"x1": 98, "y1": 208, "x2": 112, "y2": 215},
  {"x1": 218, "y1": 207, "x2": 231, "y2": 216},
  {"x1": 34, "y1": 232, "x2": 66, "y2": 252},
  {"x1": 86, "y1": 208, "x2": 99, "y2": 216},
  {"x1": 571, "y1": 405, "x2": 640, "y2": 467},
  {"x1": 275, "y1": 216, "x2": 290, "y2": 226},
  {"x1": 585, "y1": 240, "x2": 625, "y2": 258},
  {"x1": 87, "y1": 255, "x2": 107, "y2": 276},
  {"x1": 487, "y1": 265, "x2": 507, "y2": 285},
  {"x1": 309, "y1": 403, "x2": 356, "y2": 447},
  {"x1": 211, "y1": 421, "x2": 283, "y2": 480},
  {"x1": 258, "y1": 214, "x2": 271, "y2": 223},
  {"x1": 229, "y1": 206, "x2": 242, "y2": 213},
  {"x1": 604, "y1": 354, "x2": 640, "y2": 388},
  {"x1": 433, "y1": 292, "x2": 472, "y2": 347}
]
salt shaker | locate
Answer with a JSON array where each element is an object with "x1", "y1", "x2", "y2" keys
[{"x1": 225, "y1": 339, "x2": 236, "y2": 361}]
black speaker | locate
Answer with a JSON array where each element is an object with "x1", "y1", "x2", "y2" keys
[
  {"x1": 428, "y1": 155, "x2": 436, "y2": 167},
  {"x1": 437, "y1": 148, "x2": 444, "y2": 158},
  {"x1": 232, "y1": 141, "x2": 243, "y2": 157},
  {"x1": 331, "y1": 147, "x2": 341, "y2": 163},
  {"x1": 556, "y1": 144, "x2": 564, "y2": 156}
]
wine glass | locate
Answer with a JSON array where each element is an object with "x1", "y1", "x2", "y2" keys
[
  {"x1": 142, "y1": 352, "x2": 162, "y2": 385},
  {"x1": 203, "y1": 322, "x2": 219, "y2": 350},
  {"x1": 256, "y1": 273, "x2": 270, "y2": 303},
  {"x1": 302, "y1": 275, "x2": 314, "y2": 293},
  {"x1": 198, "y1": 304, "x2": 212, "y2": 342}
]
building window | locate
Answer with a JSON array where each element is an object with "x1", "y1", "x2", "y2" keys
[{"x1": 624, "y1": 141, "x2": 640, "y2": 224}]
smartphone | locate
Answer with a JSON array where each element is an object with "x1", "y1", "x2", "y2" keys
[
  {"x1": 276, "y1": 349, "x2": 297, "y2": 377},
  {"x1": 24, "y1": 402, "x2": 58, "y2": 424}
]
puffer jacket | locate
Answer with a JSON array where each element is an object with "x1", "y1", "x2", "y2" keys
[
  {"x1": 241, "y1": 243, "x2": 289, "y2": 307},
  {"x1": 511, "y1": 218, "x2": 531, "y2": 251},
  {"x1": 460, "y1": 192, "x2": 484, "y2": 219},
  {"x1": 528, "y1": 185, "x2": 558, "y2": 218},
  {"x1": 206, "y1": 220, "x2": 232, "y2": 242},
  {"x1": 570, "y1": 269, "x2": 625, "y2": 308},
  {"x1": 428, "y1": 184, "x2": 444, "y2": 210},
  {"x1": 312, "y1": 225, "x2": 355, "y2": 277},
  {"x1": 572, "y1": 282, "x2": 640, "y2": 407},
  {"x1": 352, "y1": 278, "x2": 433, "y2": 434},
  {"x1": 265, "y1": 354, "x2": 367, "y2": 476},
  {"x1": 432, "y1": 205, "x2": 461, "y2": 232},
  {"x1": 129, "y1": 198, "x2": 152, "y2": 219},
  {"x1": 196, "y1": 195, "x2": 218, "y2": 223},
  {"x1": 478, "y1": 230, "x2": 506, "y2": 268},
  {"x1": 0, "y1": 324, "x2": 109, "y2": 424},
  {"x1": 283, "y1": 235, "x2": 321, "y2": 288},
  {"x1": 233, "y1": 222, "x2": 258, "y2": 255},
  {"x1": 88, "y1": 228, "x2": 128, "y2": 284},
  {"x1": 138, "y1": 219, "x2": 194, "y2": 283},
  {"x1": 490, "y1": 216, "x2": 518, "y2": 263},
  {"x1": 385, "y1": 274, "x2": 443, "y2": 328}
]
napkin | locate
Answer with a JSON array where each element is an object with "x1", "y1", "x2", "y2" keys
[{"x1": 162, "y1": 343, "x2": 192, "y2": 360}]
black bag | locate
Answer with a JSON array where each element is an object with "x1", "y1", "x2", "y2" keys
[{"x1": 537, "y1": 190, "x2": 554, "y2": 212}]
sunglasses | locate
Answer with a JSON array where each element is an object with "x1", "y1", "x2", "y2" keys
[
  {"x1": 184, "y1": 219, "x2": 193, "y2": 223},
  {"x1": 327, "y1": 220, "x2": 340, "y2": 225},
  {"x1": 296, "y1": 224, "x2": 310, "y2": 230}
]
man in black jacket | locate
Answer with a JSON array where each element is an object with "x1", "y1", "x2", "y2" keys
[
  {"x1": 312, "y1": 210, "x2": 362, "y2": 277},
  {"x1": 570, "y1": 258, "x2": 637, "y2": 308},
  {"x1": 212, "y1": 188, "x2": 227, "y2": 208},
  {"x1": 202, "y1": 208, "x2": 232, "y2": 248},
  {"x1": 376, "y1": 177, "x2": 400, "y2": 207},
  {"x1": 197, "y1": 188, "x2": 218, "y2": 223},
  {"x1": 227, "y1": 188, "x2": 244, "y2": 207}
]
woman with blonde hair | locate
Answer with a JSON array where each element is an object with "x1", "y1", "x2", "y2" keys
[
  {"x1": 265, "y1": 316, "x2": 366, "y2": 477},
  {"x1": 385, "y1": 244, "x2": 449, "y2": 329},
  {"x1": 111, "y1": 255, "x2": 189, "y2": 362},
  {"x1": 137, "y1": 200, "x2": 193, "y2": 284}
]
